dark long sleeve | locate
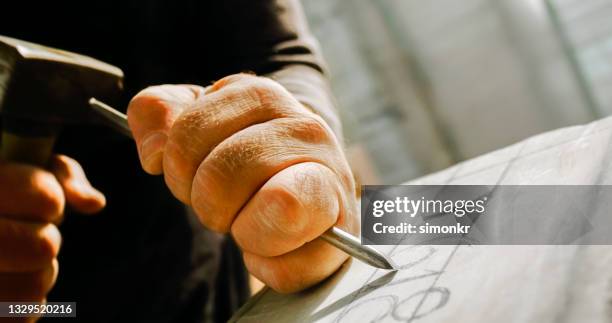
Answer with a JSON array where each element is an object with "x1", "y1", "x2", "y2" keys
[{"x1": 206, "y1": 0, "x2": 343, "y2": 139}]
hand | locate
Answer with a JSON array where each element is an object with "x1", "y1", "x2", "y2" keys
[
  {"x1": 0, "y1": 155, "x2": 105, "y2": 320},
  {"x1": 128, "y1": 74, "x2": 359, "y2": 293}
]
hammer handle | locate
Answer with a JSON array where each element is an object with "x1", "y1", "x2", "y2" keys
[{"x1": 0, "y1": 131, "x2": 56, "y2": 166}]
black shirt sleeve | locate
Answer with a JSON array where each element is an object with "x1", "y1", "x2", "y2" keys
[{"x1": 206, "y1": 0, "x2": 343, "y2": 139}]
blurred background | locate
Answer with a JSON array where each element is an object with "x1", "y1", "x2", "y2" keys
[{"x1": 301, "y1": 0, "x2": 612, "y2": 184}]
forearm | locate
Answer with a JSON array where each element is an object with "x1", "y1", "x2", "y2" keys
[
  {"x1": 262, "y1": 0, "x2": 342, "y2": 140},
  {"x1": 268, "y1": 64, "x2": 343, "y2": 142}
]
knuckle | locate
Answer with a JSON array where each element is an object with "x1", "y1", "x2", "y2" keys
[
  {"x1": 293, "y1": 164, "x2": 340, "y2": 221},
  {"x1": 172, "y1": 108, "x2": 207, "y2": 137},
  {"x1": 215, "y1": 76, "x2": 292, "y2": 118},
  {"x1": 259, "y1": 187, "x2": 305, "y2": 236},
  {"x1": 191, "y1": 172, "x2": 229, "y2": 233},
  {"x1": 242, "y1": 77, "x2": 284, "y2": 107},
  {"x1": 245, "y1": 77, "x2": 276, "y2": 96},
  {"x1": 293, "y1": 163, "x2": 327, "y2": 192},
  {"x1": 166, "y1": 112, "x2": 208, "y2": 170},
  {"x1": 189, "y1": 140, "x2": 247, "y2": 233},
  {"x1": 34, "y1": 225, "x2": 61, "y2": 262},
  {"x1": 209, "y1": 73, "x2": 250, "y2": 93},
  {"x1": 127, "y1": 86, "x2": 177, "y2": 122},
  {"x1": 228, "y1": 73, "x2": 255, "y2": 84},
  {"x1": 162, "y1": 139, "x2": 199, "y2": 200},
  {"x1": 290, "y1": 116, "x2": 334, "y2": 144},
  {"x1": 210, "y1": 134, "x2": 265, "y2": 173},
  {"x1": 28, "y1": 171, "x2": 64, "y2": 218},
  {"x1": 128, "y1": 88, "x2": 163, "y2": 113}
]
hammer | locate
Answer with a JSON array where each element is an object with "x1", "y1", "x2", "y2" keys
[
  {"x1": 0, "y1": 35, "x2": 397, "y2": 270},
  {"x1": 0, "y1": 35, "x2": 123, "y2": 166}
]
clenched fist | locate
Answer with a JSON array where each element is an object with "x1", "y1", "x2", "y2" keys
[
  {"x1": 128, "y1": 74, "x2": 359, "y2": 293},
  {"x1": 0, "y1": 155, "x2": 105, "y2": 321}
]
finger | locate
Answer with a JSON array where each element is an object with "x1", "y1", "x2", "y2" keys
[
  {"x1": 0, "y1": 259, "x2": 58, "y2": 301},
  {"x1": 243, "y1": 239, "x2": 348, "y2": 293},
  {"x1": 163, "y1": 74, "x2": 305, "y2": 203},
  {"x1": 49, "y1": 155, "x2": 106, "y2": 214},
  {"x1": 231, "y1": 162, "x2": 341, "y2": 257},
  {"x1": 127, "y1": 84, "x2": 204, "y2": 174},
  {"x1": 190, "y1": 116, "x2": 343, "y2": 233},
  {"x1": 0, "y1": 162, "x2": 64, "y2": 223},
  {"x1": 0, "y1": 219, "x2": 61, "y2": 272},
  {"x1": 48, "y1": 155, "x2": 106, "y2": 214}
]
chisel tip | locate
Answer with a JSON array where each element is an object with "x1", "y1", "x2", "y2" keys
[
  {"x1": 371, "y1": 251, "x2": 398, "y2": 270},
  {"x1": 321, "y1": 227, "x2": 398, "y2": 270}
]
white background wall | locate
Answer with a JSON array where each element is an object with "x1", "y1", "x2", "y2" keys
[{"x1": 301, "y1": 0, "x2": 612, "y2": 184}]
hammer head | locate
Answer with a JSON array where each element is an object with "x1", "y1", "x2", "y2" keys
[{"x1": 0, "y1": 35, "x2": 123, "y2": 135}]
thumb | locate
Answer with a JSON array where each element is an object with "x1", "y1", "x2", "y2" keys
[
  {"x1": 49, "y1": 155, "x2": 106, "y2": 214},
  {"x1": 127, "y1": 84, "x2": 205, "y2": 175}
]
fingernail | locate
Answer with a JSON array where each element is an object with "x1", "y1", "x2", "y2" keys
[{"x1": 140, "y1": 132, "x2": 167, "y2": 174}]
